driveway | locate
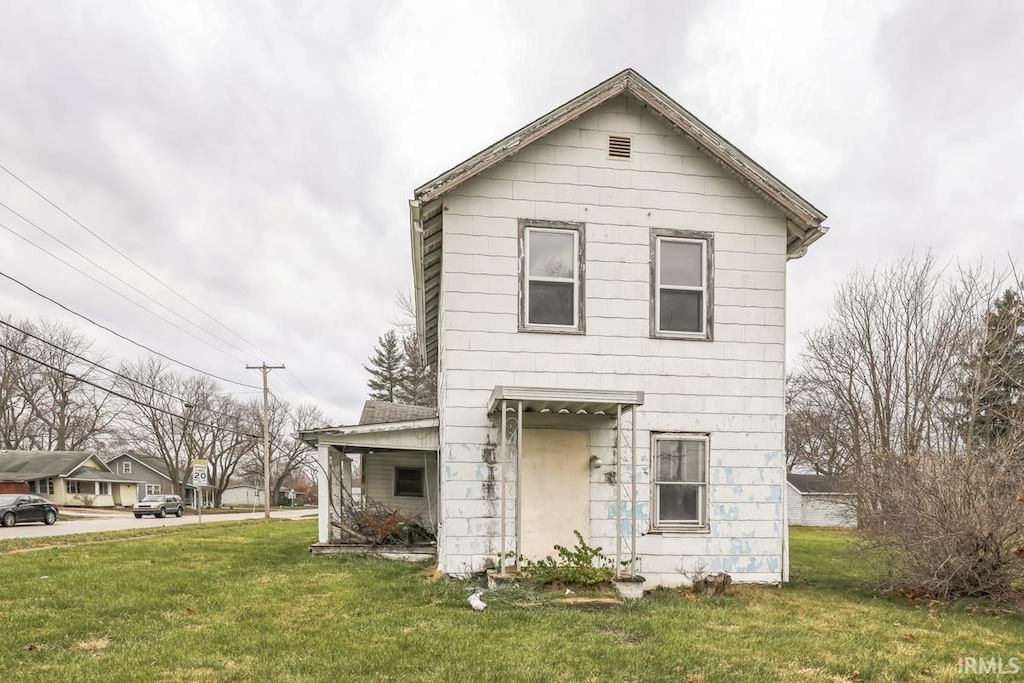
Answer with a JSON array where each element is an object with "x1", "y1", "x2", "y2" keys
[{"x1": 0, "y1": 508, "x2": 315, "y2": 540}]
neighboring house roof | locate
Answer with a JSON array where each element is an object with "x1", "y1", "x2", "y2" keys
[
  {"x1": 787, "y1": 473, "x2": 846, "y2": 495},
  {"x1": 0, "y1": 450, "x2": 105, "y2": 481},
  {"x1": 0, "y1": 450, "x2": 144, "y2": 483},
  {"x1": 108, "y1": 452, "x2": 202, "y2": 489},
  {"x1": 66, "y1": 466, "x2": 143, "y2": 483},
  {"x1": 359, "y1": 400, "x2": 437, "y2": 426}
]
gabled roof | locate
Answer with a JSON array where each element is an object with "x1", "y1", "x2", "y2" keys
[
  {"x1": 359, "y1": 400, "x2": 437, "y2": 426},
  {"x1": 66, "y1": 466, "x2": 144, "y2": 483},
  {"x1": 410, "y1": 68, "x2": 830, "y2": 365},
  {"x1": 108, "y1": 452, "x2": 174, "y2": 481},
  {"x1": 787, "y1": 473, "x2": 846, "y2": 494},
  {"x1": 414, "y1": 68, "x2": 827, "y2": 241},
  {"x1": 0, "y1": 450, "x2": 110, "y2": 481}
]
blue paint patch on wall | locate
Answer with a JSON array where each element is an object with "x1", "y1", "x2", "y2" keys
[
  {"x1": 763, "y1": 450, "x2": 782, "y2": 467},
  {"x1": 723, "y1": 468, "x2": 735, "y2": 485},
  {"x1": 766, "y1": 486, "x2": 781, "y2": 503},
  {"x1": 729, "y1": 539, "x2": 752, "y2": 555},
  {"x1": 711, "y1": 504, "x2": 739, "y2": 520},
  {"x1": 604, "y1": 501, "x2": 649, "y2": 521}
]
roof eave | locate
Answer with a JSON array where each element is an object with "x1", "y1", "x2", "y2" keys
[{"x1": 412, "y1": 68, "x2": 827, "y2": 235}]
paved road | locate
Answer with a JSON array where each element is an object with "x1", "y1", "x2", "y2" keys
[{"x1": 1, "y1": 508, "x2": 315, "y2": 540}]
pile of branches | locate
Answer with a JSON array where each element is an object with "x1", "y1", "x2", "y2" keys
[{"x1": 332, "y1": 496, "x2": 435, "y2": 547}]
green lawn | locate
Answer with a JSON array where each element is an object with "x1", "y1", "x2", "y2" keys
[{"x1": 1, "y1": 523, "x2": 1021, "y2": 682}]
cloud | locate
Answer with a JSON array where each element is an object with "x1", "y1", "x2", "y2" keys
[{"x1": 0, "y1": 1, "x2": 1020, "y2": 421}]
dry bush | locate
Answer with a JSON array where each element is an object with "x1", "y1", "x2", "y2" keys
[{"x1": 853, "y1": 442, "x2": 1024, "y2": 599}]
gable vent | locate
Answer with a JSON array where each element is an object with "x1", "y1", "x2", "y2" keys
[{"x1": 608, "y1": 135, "x2": 632, "y2": 159}]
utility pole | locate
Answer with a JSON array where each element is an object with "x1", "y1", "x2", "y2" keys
[{"x1": 247, "y1": 362, "x2": 285, "y2": 519}]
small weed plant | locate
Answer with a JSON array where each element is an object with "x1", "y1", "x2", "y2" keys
[{"x1": 520, "y1": 531, "x2": 616, "y2": 587}]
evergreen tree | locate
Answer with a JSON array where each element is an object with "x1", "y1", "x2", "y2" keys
[
  {"x1": 363, "y1": 330, "x2": 405, "y2": 403},
  {"x1": 396, "y1": 333, "x2": 437, "y2": 407},
  {"x1": 961, "y1": 289, "x2": 1024, "y2": 447}
]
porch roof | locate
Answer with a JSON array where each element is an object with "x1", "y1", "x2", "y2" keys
[
  {"x1": 487, "y1": 386, "x2": 644, "y2": 416},
  {"x1": 299, "y1": 417, "x2": 439, "y2": 451}
]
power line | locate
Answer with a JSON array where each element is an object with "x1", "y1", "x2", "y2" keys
[
  {"x1": 0, "y1": 161, "x2": 271, "y2": 358},
  {"x1": 0, "y1": 218, "x2": 253, "y2": 364},
  {"x1": 0, "y1": 197, "x2": 260, "y2": 361},
  {"x1": 0, "y1": 340, "x2": 260, "y2": 439},
  {"x1": 0, "y1": 162, "x2": 332, "y2": 411},
  {"x1": 0, "y1": 269, "x2": 260, "y2": 390},
  {"x1": 0, "y1": 317, "x2": 252, "y2": 426}
]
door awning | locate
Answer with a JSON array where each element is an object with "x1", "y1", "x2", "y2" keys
[{"x1": 487, "y1": 386, "x2": 644, "y2": 416}]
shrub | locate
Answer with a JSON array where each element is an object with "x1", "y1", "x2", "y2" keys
[
  {"x1": 853, "y1": 444, "x2": 1024, "y2": 599},
  {"x1": 519, "y1": 531, "x2": 617, "y2": 587}
]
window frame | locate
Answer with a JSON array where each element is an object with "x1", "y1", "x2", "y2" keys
[
  {"x1": 651, "y1": 433, "x2": 711, "y2": 531},
  {"x1": 650, "y1": 228, "x2": 714, "y2": 340},
  {"x1": 96, "y1": 481, "x2": 110, "y2": 496},
  {"x1": 393, "y1": 467, "x2": 425, "y2": 498},
  {"x1": 518, "y1": 219, "x2": 586, "y2": 334},
  {"x1": 122, "y1": 462, "x2": 132, "y2": 475},
  {"x1": 146, "y1": 484, "x2": 162, "y2": 496},
  {"x1": 67, "y1": 480, "x2": 81, "y2": 495}
]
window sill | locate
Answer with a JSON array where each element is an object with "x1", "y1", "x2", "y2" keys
[
  {"x1": 647, "y1": 526, "x2": 711, "y2": 536},
  {"x1": 650, "y1": 332, "x2": 713, "y2": 342},
  {"x1": 519, "y1": 325, "x2": 586, "y2": 336}
]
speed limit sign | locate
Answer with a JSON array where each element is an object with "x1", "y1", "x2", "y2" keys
[{"x1": 191, "y1": 460, "x2": 210, "y2": 488}]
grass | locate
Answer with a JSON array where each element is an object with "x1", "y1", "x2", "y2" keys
[{"x1": 0, "y1": 523, "x2": 1021, "y2": 682}]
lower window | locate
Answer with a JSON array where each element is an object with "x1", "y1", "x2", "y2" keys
[
  {"x1": 653, "y1": 434, "x2": 709, "y2": 529},
  {"x1": 146, "y1": 484, "x2": 162, "y2": 496},
  {"x1": 96, "y1": 482, "x2": 110, "y2": 496},
  {"x1": 67, "y1": 480, "x2": 81, "y2": 495},
  {"x1": 394, "y1": 467, "x2": 425, "y2": 498}
]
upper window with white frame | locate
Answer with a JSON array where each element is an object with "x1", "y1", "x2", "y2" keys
[
  {"x1": 121, "y1": 461, "x2": 131, "y2": 475},
  {"x1": 653, "y1": 434, "x2": 709, "y2": 529},
  {"x1": 651, "y1": 228, "x2": 713, "y2": 339},
  {"x1": 519, "y1": 220, "x2": 585, "y2": 333}
]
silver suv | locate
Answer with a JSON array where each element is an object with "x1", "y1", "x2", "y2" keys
[{"x1": 133, "y1": 494, "x2": 184, "y2": 519}]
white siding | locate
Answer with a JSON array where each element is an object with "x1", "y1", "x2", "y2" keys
[
  {"x1": 801, "y1": 495, "x2": 855, "y2": 527},
  {"x1": 786, "y1": 482, "x2": 803, "y2": 524},
  {"x1": 363, "y1": 452, "x2": 439, "y2": 527},
  {"x1": 435, "y1": 94, "x2": 789, "y2": 582}
]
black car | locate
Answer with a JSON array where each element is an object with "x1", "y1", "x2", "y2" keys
[{"x1": 0, "y1": 494, "x2": 59, "y2": 527}]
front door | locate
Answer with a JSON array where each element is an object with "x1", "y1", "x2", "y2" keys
[{"x1": 520, "y1": 429, "x2": 591, "y2": 560}]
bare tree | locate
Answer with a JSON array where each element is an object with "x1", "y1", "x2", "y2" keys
[
  {"x1": 13, "y1": 320, "x2": 119, "y2": 450},
  {"x1": 0, "y1": 317, "x2": 35, "y2": 449},
  {"x1": 182, "y1": 394, "x2": 258, "y2": 507},
  {"x1": 242, "y1": 398, "x2": 325, "y2": 504},
  {"x1": 117, "y1": 358, "x2": 222, "y2": 496},
  {"x1": 796, "y1": 254, "x2": 1024, "y2": 597},
  {"x1": 785, "y1": 372, "x2": 852, "y2": 475}
]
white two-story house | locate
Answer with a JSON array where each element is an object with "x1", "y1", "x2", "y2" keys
[{"x1": 303, "y1": 69, "x2": 828, "y2": 587}]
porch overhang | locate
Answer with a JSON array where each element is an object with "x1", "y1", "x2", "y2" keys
[
  {"x1": 487, "y1": 386, "x2": 644, "y2": 416},
  {"x1": 299, "y1": 418, "x2": 439, "y2": 452}
]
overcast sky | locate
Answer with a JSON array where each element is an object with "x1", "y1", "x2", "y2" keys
[{"x1": 0, "y1": 1, "x2": 1021, "y2": 424}]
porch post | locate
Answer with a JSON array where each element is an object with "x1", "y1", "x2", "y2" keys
[
  {"x1": 514, "y1": 399, "x2": 523, "y2": 562},
  {"x1": 500, "y1": 398, "x2": 507, "y2": 571},
  {"x1": 615, "y1": 403, "x2": 622, "y2": 577},
  {"x1": 631, "y1": 405, "x2": 638, "y2": 577},
  {"x1": 330, "y1": 452, "x2": 343, "y2": 543},
  {"x1": 317, "y1": 444, "x2": 331, "y2": 543}
]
